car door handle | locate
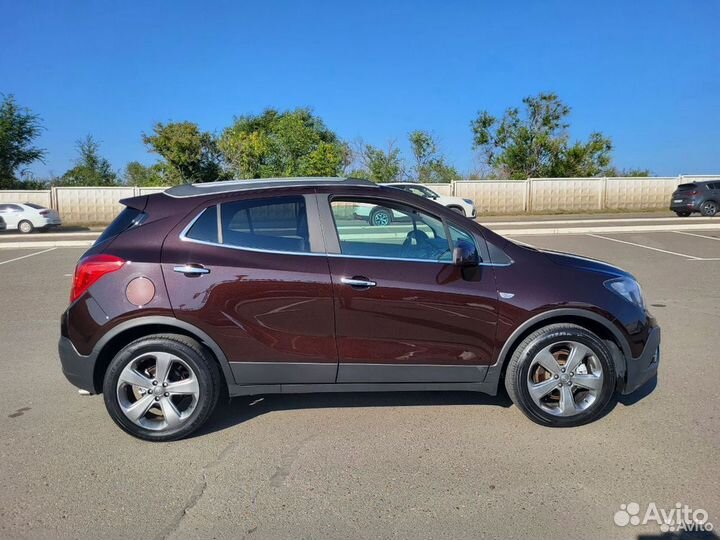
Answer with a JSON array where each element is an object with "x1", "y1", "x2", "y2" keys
[
  {"x1": 173, "y1": 264, "x2": 210, "y2": 276},
  {"x1": 341, "y1": 276, "x2": 377, "y2": 288}
]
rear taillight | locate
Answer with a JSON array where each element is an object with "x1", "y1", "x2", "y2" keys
[
  {"x1": 39, "y1": 210, "x2": 50, "y2": 216},
  {"x1": 70, "y1": 254, "x2": 125, "y2": 303}
]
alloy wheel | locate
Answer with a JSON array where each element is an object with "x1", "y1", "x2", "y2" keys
[
  {"x1": 372, "y1": 210, "x2": 391, "y2": 226},
  {"x1": 116, "y1": 351, "x2": 200, "y2": 431},
  {"x1": 526, "y1": 340, "x2": 604, "y2": 417}
]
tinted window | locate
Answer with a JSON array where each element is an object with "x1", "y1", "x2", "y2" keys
[
  {"x1": 95, "y1": 207, "x2": 145, "y2": 245},
  {"x1": 220, "y1": 196, "x2": 309, "y2": 253},
  {"x1": 677, "y1": 183, "x2": 697, "y2": 191},
  {"x1": 185, "y1": 205, "x2": 218, "y2": 243},
  {"x1": 330, "y1": 199, "x2": 452, "y2": 261},
  {"x1": 24, "y1": 203, "x2": 46, "y2": 210}
]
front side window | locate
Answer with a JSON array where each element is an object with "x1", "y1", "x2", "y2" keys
[
  {"x1": 221, "y1": 196, "x2": 310, "y2": 253},
  {"x1": 330, "y1": 199, "x2": 452, "y2": 262}
]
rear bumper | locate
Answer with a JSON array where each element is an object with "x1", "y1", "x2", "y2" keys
[
  {"x1": 669, "y1": 201, "x2": 699, "y2": 212},
  {"x1": 619, "y1": 325, "x2": 660, "y2": 395},
  {"x1": 58, "y1": 336, "x2": 98, "y2": 393}
]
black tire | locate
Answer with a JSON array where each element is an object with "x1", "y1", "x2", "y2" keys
[
  {"x1": 700, "y1": 201, "x2": 718, "y2": 217},
  {"x1": 504, "y1": 323, "x2": 616, "y2": 427},
  {"x1": 674, "y1": 211, "x2": 691, "y2": 217},
  {"x1": 449, "y1": 206, "x2": 466, "y2": 216},
  {"x1": 18, "y1": 220, "x2": 34, "y2": 234},
  {"x1": 103, "y1": 334, "x2": 222, "y2": 441},
  {"x1": 369, "y1": 207, "x2": 392, "y2": 226}
]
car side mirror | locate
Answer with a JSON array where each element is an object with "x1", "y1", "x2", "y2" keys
[{"x1": 452, "y1": 240, "x2": 479, "y2": 267}]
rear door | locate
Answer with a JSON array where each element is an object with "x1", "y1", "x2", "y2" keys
[
  {"x1": 317, "y1": 191, "x2": 499, "y2": 383},
  {"x1": 161, "y1": 192, "x2": 338, "y2": 385}
]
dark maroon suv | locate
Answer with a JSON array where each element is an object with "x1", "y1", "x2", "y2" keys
[{"x1": 59, "y1": 177, "x2": 660, "y2": 441}]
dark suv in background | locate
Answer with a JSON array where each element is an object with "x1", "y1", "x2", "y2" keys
[
  {"x1": 670, "y1": 180, "x2": 720, "y2": 216},
  {"x1": 59, "y1": 177, "x2": 660, "y2": 441}
]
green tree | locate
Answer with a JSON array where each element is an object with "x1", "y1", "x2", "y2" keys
[
  {"x1": 605, "y1": 167, "x2": 652, "y2": 177},
  {"x1": 143, "y1": 122, "x2": 226, "y2": 184},
  {"x1": 356, "y1": 142, "x2": 403, "y2": 183},
  {"x1": 0, "y1": 95, "x2": 46, "y2": 188},
  {"x1": 470, "y1": 92, "x2": 613, "y2": 179},
  {"x1": 408, "y1": 130, "x2": 460, "y2": 183},
  {"x1": 59, "y1": 136, "x2": 117, "y2": 186},
  {"x1": 219, "y1": 108, "x2": 348, "y2": 178},
  {"x1": 124, "y1": 161, "x2": 167, "y2": 186}
]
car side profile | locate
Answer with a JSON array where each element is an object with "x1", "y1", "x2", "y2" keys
[
  {"x1": 0, "y1": 202, "x2": 62, "y2": 233},
  {"x1": 59, "y1": 177, "x2": 660, "y2": 441},
  {"x1": 670, "y1": 181, "x2": 720, "y2": 217}
]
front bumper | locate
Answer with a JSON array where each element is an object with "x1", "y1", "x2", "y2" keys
[
  {"x1": 58, "y1": 336, "x2": 98, "y2": 393},
  {"x1": 619, "y1": 325, "x2": 661, "y2": 395}
]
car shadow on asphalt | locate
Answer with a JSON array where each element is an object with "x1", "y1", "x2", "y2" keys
[
  {"x1": 194, "y1": 375, "x2": 658, "y2": 438},
  {"x1": 195, "y1": 391, "x2": 514, "y2": 438}
]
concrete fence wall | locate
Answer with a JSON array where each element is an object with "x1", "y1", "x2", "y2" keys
[{"x1": 1, "y1": 176, "x2": 718, "y2": 223}]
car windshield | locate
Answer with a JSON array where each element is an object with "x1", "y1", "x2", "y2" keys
[{"x1": 419, "y1": 186, "x2": 439, "y2": 198}]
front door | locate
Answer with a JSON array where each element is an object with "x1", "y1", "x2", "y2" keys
[
  {"x1": 319, "y1": 195, "x2": 499, "y2": 383},
  {"x1": 161, "y1": 193, "x2": 338, "y2": 385}
]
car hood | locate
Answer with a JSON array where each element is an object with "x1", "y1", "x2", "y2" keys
[
  {"x1": 439, "y1": 195, "x2": 471, "y2": 205},
  {"x1": 540, "y1": 249, "x2": 632, "y2": 279}
]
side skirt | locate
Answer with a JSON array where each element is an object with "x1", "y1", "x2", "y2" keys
[{"x1": 227, "y1": 381, "x2": 498, "y2": 397}]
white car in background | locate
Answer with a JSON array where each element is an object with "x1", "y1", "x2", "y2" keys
[
  {"x1": 353, "y1": 183, "x2": 477, "y2": 226},
  {"x1": 0, "y1": 203, "x2": 62, "y2": 233}
]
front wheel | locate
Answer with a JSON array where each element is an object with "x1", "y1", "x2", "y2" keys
[
  {"x1": 504, "y1": 324, "x2": 616, "y2": 427},
  {"x1": 369, "y1": 207, "x2": 392, "y2": 226},
  {"x1": 103, "y1": 334, "x2": 221, "y2": 441},
  {"x1": 701, "y1": 201, "x2": 718, "y2": 217},
  {"x1": 449, "y1": 207, "x2": 466, "y2": 216}
]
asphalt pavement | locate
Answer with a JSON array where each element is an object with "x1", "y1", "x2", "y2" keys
[{"x1": 0, "y1": 217, "x2": 718, "y2": 539}]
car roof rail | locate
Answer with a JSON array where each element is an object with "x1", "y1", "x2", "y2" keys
[{"x1": 164, "y1": 176, "x2": 379, "y2": 198}]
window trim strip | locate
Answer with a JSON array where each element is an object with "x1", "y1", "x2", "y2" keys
[{"x1": 178, "y1": 203, "x2": 513, "y2": 267}]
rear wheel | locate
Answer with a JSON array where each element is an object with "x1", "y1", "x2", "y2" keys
[
  {"x1": 370, "y1": 207, "x2": 392, "y2": 226},
  {"x1": 504, "y1": 324, "x2": 616, "y2": 427},
  {"x1": 103, "y1": 334, "x2": 221, "y2": 441},
  {"x1": 674, "y1": 211, "x2": 691, "y2": 217},
  {"x1": 18, "y1": 220, "x2": 34, "y2": 234},
  {"x1": 701, "y1": 201, "x2": 718, "y2": 217}
]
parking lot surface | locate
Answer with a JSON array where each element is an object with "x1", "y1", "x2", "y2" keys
[{"x1": 1, "y1": 223, "x2": 719, "y2": 539}]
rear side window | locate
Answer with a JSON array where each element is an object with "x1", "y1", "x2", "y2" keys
[
  {"x1": 219, "y1": 196, "x2": 310, "y2": 253},
  {"x1": 677, "y1": 183, "x2": 697, "y2": 191},
  {"x1": 95, "y1": 207, "x2": 145, "y2": 245},
  {"x1": 185, "y1": 205, "x2": 218, "y2": 243}
]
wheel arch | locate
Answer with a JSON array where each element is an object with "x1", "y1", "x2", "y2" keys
[
  {"x1": 91, "y1": 316, "x2": 235, "y2": 393},
  {"x1": 445, "y1": 204, "x2": 465, "y2": 215},
  {"x1": 485, "y1": 308, "x2": 630, "y2": 392}
]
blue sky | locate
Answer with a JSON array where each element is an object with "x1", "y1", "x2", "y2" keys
[{"x1": 2, "y1": 0, "x2": 718, "y2": 178}]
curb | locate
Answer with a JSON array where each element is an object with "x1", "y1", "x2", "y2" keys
[{"x1": 490, "y1": 223, "x2": 720, "y2": 236}]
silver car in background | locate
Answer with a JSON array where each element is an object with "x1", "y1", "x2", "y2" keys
[{"x1": 0, "y1": 203, "x2": 62, "y2": 233}]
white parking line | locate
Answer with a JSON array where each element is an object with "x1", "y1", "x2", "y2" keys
[
  {"x1": 587, "y1": 234, "x2": 701, "y2": 260},
  {"x1": 673, "y1": 231, "x2": 720, "y2": 242},
  {"x1": 0, "y1": 247, "x2": 57, "y2": 266}
]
